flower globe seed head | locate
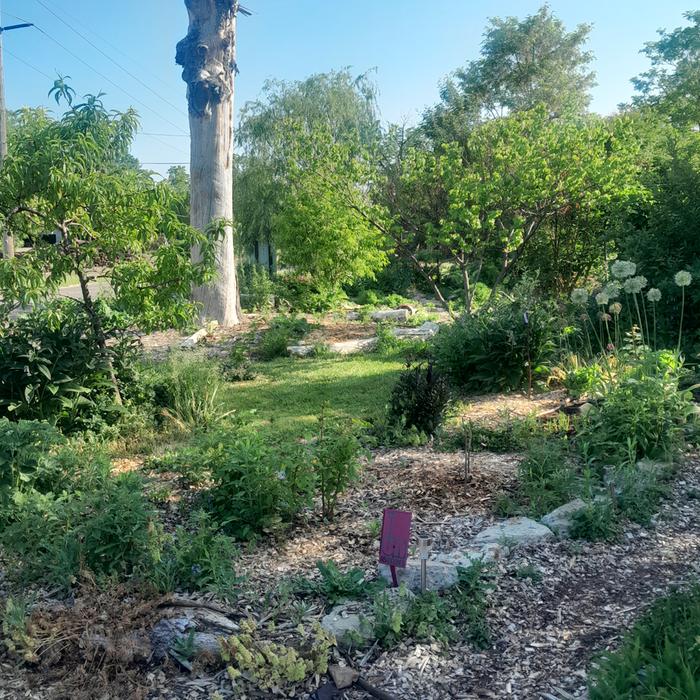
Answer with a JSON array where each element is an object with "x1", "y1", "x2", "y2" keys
[
  {"x1": 674, "y1": 270, "x2": 692, "y2": 287},
  {"x1": 599, "y1": 312, "x2": 612, "y2": 322},
  {"x1": 570, "y1": 288, "x2": 588, "y2": 305},
  {"x1": 604, "y1": 281, "x2": 622, "y2": 299},
  {"x1": 623, "y1": 276, "x2": 645, "y2": 294},
  {"x1": 609, "y1": 302, "x2": 622, "y2": 315},
  {"x1": 595, "y1": 292, "x2": 610, "y2": 306},
  {"x1": 611, "y1": 260, "x2": 636, "y2": 279},
  {"x1": 647, "y1": 288, "x2": 662, "y2": 303}
]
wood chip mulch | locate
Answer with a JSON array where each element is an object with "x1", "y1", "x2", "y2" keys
[{"x1": 4, "y1": 449, "x2": 700, "y2": 700}]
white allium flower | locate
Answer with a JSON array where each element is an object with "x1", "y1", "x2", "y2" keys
[
  {"x1": 611, "y1": 260, "x2": 636, "y2": 279},
  {"x1": 674, "y1": 270, "x2": 692, "y2": 287},
  {"x1": 595, "y1": 292, "x2": 610, "y2": 306},
  {"x1": 647, "y1": 288, "x2": 662, "y2": 302},
  {"x1": 570, "y1": 288, "x2": 589, "y2": 305},
  {"x1": 604, "y1": 281, "x2": 622, "y2": 299},
  {"x1": 609, "y1": 302, "x2": 622, "y2": 315},
  {"x1": 623, "y1": 276, "x2": 646, "y2": 294}
]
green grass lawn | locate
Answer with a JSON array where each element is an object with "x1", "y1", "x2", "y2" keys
[{"x1": 224, "y1": 354, "x2": 404, "y2": 438}]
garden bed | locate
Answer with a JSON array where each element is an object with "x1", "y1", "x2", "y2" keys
[{"x1": 4, "y1": 444, "x2": 700, "y2": 699}]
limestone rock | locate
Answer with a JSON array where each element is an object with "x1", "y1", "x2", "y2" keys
[
  {"x1": 378, "y1": 543, "x2": 504, "y2": 592},
  {"x1": 472, "y1": 517, "x2": 554, "y2": 547},
  {"x1": 636, "y1": 458, "x2": 673, "y2": 474},
  {"x1": 392, "y1": 321, "x2": 440, "y2": 339},
  {"x1": 541, "y1": 498, "x2": 587, "y2": 537},
  {"x1": 321, "y1": 604, "x2": 373, "y2": 649},
  {"x1": 288, "y1": 337, "x2": 378, "y2": 357},
  {"x1": 371, "y1": 309, "x2": 411, "y2": 322},
  {"x1": 287, "y1": 344, "x2": 315, "y2": 358}
]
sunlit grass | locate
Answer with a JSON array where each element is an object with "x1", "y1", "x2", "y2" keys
[{"x1": 224, "y1": 354, "x2": 404, "y2": 438}]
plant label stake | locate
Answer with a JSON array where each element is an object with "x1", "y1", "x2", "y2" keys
[
  {"x1": 379, "y1": 509, "x2": 412, "y2": 587},
  {"x1": 418, "y1": 536, "x2": 431, "y2": 593}
]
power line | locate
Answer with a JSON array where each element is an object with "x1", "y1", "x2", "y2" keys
[
  {"x1": 141, "y1": 132, "x2": 190, "y2": 137},
  {"x1": 29, "y1": 0, "x2": 176, "y2": 95},
  {"x1": 4, "y1": 46, "x2": 52, "y2": 81},
  {"x1": 32, "y1": 0, "x2": 189, "y2": 120},
  {"x1": 32, "y1": 24, "x2": 189, "y2": 136}
]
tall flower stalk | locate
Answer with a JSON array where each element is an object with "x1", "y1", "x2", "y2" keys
[{"x1": 675, "y1": 271, "x2": 692, "y2": 353}]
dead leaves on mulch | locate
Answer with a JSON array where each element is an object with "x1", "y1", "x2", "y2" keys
[{"x1": 2, "y1": 585, "x2": 170, "y2": 700}]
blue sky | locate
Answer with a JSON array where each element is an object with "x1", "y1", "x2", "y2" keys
[{"x1": 1, "y1": 0, "x2": 692, "y2": 176}]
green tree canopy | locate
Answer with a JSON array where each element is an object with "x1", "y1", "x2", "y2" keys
[
  {"x1": 631, "y1": 10, "x2": 700, "y2": 127},
  {"x1": 273, "y1": 122, "x2": 388, "y2": 290},
  {"x1": 0, "y1": 92, "x2": 219, "y2": 400},
  {"x1": 422, "y1": 5, "x2": 595, "y2": 145},
  {"x1": 387, "y1": 107, "x2": 642, "y2": 311},
  {"x1": 235, "y1": 69, "x2": 381, "y2": 250}
]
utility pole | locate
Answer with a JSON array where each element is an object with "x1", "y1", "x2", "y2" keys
[{"x1": 0, "y1": 8, "x2": 34, "y2": 259}]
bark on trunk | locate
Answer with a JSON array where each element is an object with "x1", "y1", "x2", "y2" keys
[{"x1": 176, "y1": 0, "x2": 240, "y2": 326}]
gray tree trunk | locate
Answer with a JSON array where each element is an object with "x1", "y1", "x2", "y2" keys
[{"x1": 176, "y1": 0, "x2": 241, "y2": 326}]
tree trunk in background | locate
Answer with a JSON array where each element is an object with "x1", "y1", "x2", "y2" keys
[{"x1": 176, "y1": 0, "x2": 240, "y2": 326}]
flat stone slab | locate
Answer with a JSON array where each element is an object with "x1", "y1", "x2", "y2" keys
[
  {"x1": 541, "y1": 498, "x2": 587, "y2": 537},
  {"x1": 378, "y1": 543, "x2": 504, "y2": 592},
  {"x1": 371, "y1": 309, "x2": 411, "y2": 322},
  {"x1": 288, "y1": 337, "x2": 378, "y2": 357},
  {"x1": 392, "y1": 321, "x2": 440, "y2": 338},
  {"x1": 472, "y1": 517, "x2": 554, "y2": 547}
]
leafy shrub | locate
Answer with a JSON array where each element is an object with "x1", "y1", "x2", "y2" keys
[
  {"x1": 356, "y1": 289, "x2": 380, "y2": 306},
  {"x1": 449, "y1": 560, "x2": 493, "y2": 648},
  {"x1": 296, "y1": 560, "x2": 384, "y2": 606},
  {"x1": 256, "y1": 315, "x2": 312, "y2": 360},
  {"x1": 569, "y1": 499, "x2": 619, "y2": 542},
  {"x1": 558, "y1": 354, "x2": 606, "y2": 399},
  {"x1": 0, "y1": 419, "x2": 66, "y2": 513},
  {"x1": 512, "y1": 439, "x2": 577, "y2": 517},
  {"x1": 207, "y1": 430, "x2": 313, "y2": 539},
  {"x1": 579, "y1": 350, "x2": 694, "y2": 463},
  {"x1": 0, "y1": 302, "x2": 142, "y2": 433},
  {"x1": 221, "y1": 344, "x2": 256, "y2": 382},
  {"x1": 589, "y1": 586, "x2": 700, "y2": 699},
  {"x1": 1, "y1": 473, "x2": 160, "y2": 588},
  {"x1": 275, "y1": 274, "x2": 346, "y2": 313},
  {"x1": 612, "y1": 462, "x2": 669, "y2": 525},
  {"x1": 373, "y1": 562, "x2": 492, "y2": 649},
  {"x1": 373, "y1": 587, "x2": 455, "y2": 648},
  {"x1": 312, "y1": 413, "x2": 362, "y2": 519},
  {"x1": 434, "y1": 286, "x2": 557, "y2": 392},
  {"x1": 238, "y1": 262, "x2": 275, "y2": 311},
  {"x1": 150, "y1": 510, "x2": 240, "y2": 600},
  {"x1": 364, "y1": 415, "x2": 430, "y2": 448},
  {"x1": 388, "y1": 362, "x2": 450, "y2": 438},
  {"x1": 144, "y1": 354, "x2": 235, "y2": 431}
]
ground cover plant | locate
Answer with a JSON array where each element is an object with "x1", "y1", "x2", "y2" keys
[{"x1": 588, "y1": 585, "x2": 700, "y2": 698}]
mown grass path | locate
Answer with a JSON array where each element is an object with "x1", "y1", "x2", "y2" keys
[{"x1": 224, "y1": 354, "x2": 405, "y2": 438}]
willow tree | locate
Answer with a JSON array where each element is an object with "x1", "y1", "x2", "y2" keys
[{"x1": 176, "y1": 0, "x2": 244, "y2": 325}]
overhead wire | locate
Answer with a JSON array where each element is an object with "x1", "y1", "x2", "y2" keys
[
  {"x1": 4, "y1": 47, "x2": 53, "y2": 81},
  {"x1": 2, "y1": 5, "x2": 191, "y2": 164},
  {"x1": 30, "y1": 0, "x2": 177, "y2": 94},
  {"x1": 32, "y1": 0, "x2": 189, "y2": 119}
]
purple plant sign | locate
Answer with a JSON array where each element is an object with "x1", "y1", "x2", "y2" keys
[{"x1": 379, "y1": 509, "x2": 412, "y2": 582}]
